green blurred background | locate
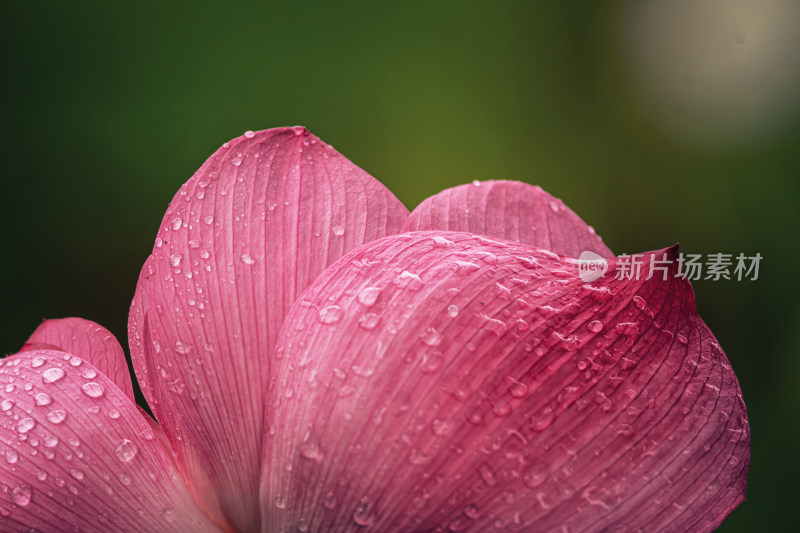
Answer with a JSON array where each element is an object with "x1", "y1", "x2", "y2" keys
[{"x1": 1, "y1": 1, "x2": 797, "y2": 530}]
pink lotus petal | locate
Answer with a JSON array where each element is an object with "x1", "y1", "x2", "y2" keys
[
  {"x1": 0, "y1": 350, "x2": 222, "y2": 532},
  {"x1": 128, "y1": 127, "x2": 409, "y2": 531},
  {"x1": 22, "y1": 318, "x2": 135, "y2": 402},
  {"x1": 262, "y1": 232, "x2": 747, "y2": 532},
  {"x1": 403, "y1": 181, "x2": 613, "y2": 257}
]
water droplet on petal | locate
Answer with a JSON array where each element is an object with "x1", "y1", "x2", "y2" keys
[
  {"x1": 18, "y1": 418, "x2": 36, "y2": 434},
  {"x1": 43, "y1": 435, "x2": 59, "y2": 448},
  {"x1": 42, "y1": 367, "x2": 65, "y2": 383},
  {"x1": 332, "y1": 225, "x2": 345, "y2": 236},
  {"x1": 633, "y1": 295, "x2": 646, "y2": 310},
  {"x1": 1, "y1": 399, "x2": 14, "y2": 411},
  {"x1": 241, "y1": 253, "x2": 256, "y2": 265},
  {"x1": 5, "y1": 450, "x2": 19, "y2": 464},
  {"x1": 393, "y1": 271, "x2": 423, "y2": 290},
  {"x1": 300, "y1": 442, "x2": 322, "y2": 461},
  {"x1": 47, "y1": 410, "x2": 67, "y2": 424},
  {"x1": 323, "y1": 491, "x2": 337, "y2": 509},
  {"x1": 31, "y1": 357, "x2": 46, "y2": 368},
  {"x1": 530, "y1": 407, "x2": 555, "y2": 431},
  {"x1": 171, "y1": 218, "x2": 183, "y2": 231},
  {"x1": 81, "y1": 368, "x2": 97, "y2": 379},
  {"x1": 478, "y1": 463, "x2": 498, "y2": 486},
  {"x1": 318, "y1": 306, "x2": 344, "y2": 325},
  {"x1": 203, "y1": 215, "x2": 214, "y2": 225},
  {"x1": 357, "y1": 287, "x2": 382, "y2": 306},
  {"x1": 70, "y1": 469, "x2": 84, "y2": 480},
  {"x1": 11, "y1": 485, "x2": 32, "y2": 507},
  {"x1": 588, "y1": 320, "x2": 604, "y2": 333},
  {"x1": 447, "y1": 304, "x2": 459, "y2": 318},
  {"x1": 353, "y1": 497, "x2": 376, "y2": 526},
  {"x1": 170, "y1": 254, "x2": 183, "y2": 267},
  {"x1": 358, "y1": 313, "x2": 381, "y2": 330},
  {"x1": 115, "y1": 440, "x2": 138, "y2": 463},
  {"x1": 244, "y1": 130, "x2": 255, "y2": 138},
  {"x1": 81, "y1": 382, "x2": 104, "y2": 398},
  {"x1": 420, "y1": 328, "x2": 443, "y2": 347},
  {"x1": 174, "y1": 341, "x2": 192, "y2": 355},
  {"x1": 509, "y1": 381, "x2": 528, "y2": 398}
]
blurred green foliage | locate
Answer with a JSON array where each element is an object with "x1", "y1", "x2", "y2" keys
[{"x1": 1, "y1": 1, "x2": 797, "y2": 530}]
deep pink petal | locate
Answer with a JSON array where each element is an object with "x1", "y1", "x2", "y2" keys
[
  {"x1": 128, "y1": 127, "x2": 409, "y2": 531},
  {"x1": 22, "y1": 318, "x2": 135, "y2": 402},
  {"x1": 0, "y1": 350, "x2": 222, "y2": 532},
  {"x1": 403, "y1": 181, "x2": 612, "y2": 257},
  {"x1": 262, "y1": 232, "x2": 748, "y2": 532}
]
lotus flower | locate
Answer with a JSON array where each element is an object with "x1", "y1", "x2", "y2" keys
[{"x1": 0, "y1": 127, "x2": 749, "y2": 532}]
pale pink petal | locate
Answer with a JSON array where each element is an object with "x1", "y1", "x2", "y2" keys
[
  {"x1": 128, "y1": 127, "x2": 409, "y2": 531},
  {"x1": 403, "y1": 181, "x2": 612, "y2": 257},
  {"x1": 22, "y1": 318, "x2": 135, "y2": 402},
  {"x1": 262, "y1": 232, "x2": 748, "y2": 532},
  {"x1": 0, "y1": 350, "x2": 223, "y2": 532}
]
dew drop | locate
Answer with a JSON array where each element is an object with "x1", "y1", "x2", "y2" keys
[
  {"x1": 300, "y1": 442, "x2": 322, "y2": 461},
  {"x1": 420, "y1": 328, "x2": 443, "y2": 347},
  {"x1": 231, "y1": 157, "x2": 243, "y2": 167},
  {"x1": 70, "y1": 469, "x2": 84, "y2": 481},
  {"x1": 46, "y1": 410, "x2": 67, "y2": 424},
  {"x1": 332, "y1": 225, "x2": 345, "y2": 236},
  {"x1": 353, "y1": 497, "x2": 376, "y2": 526},
  {"x1": 43, "y1": 435, "x2": 59, "y2": 448},
  {"x1": 632, "y1": 295, "x2": 646, "y2": 310},
  {"x1": 587, "y1": 320, "x2": 604, "y2": 333},
  {"x1": 393, "y1": 271, "x2": 423, "y2": 290},
  {"x1": 171, "y1": 217, "x2": 183, "y2": 231},
  {"x1": 523, "y1": 460, "x2": 550, "y2": 488},
  {"x1": 241, "y1": 253, "x2": 256, "y2": 265},
  {"x1": 81, "y1": 368, "x2": 97, "y2": 379},
  {"x1": 318, "y1": 305, "x2": 345, "y2": 325},
  {"x1": 1, "y1": 399, "x2": 14, "y2": 411},
  {"x1": 530, "y1": 407, "x2": 555, "y2": 431},
  {"x1": 31, "y1": 357, "x2": 46, "y2": 368},
  {"x1": 419, "y1": 352, "x2": 444, "y2": 374},
  {"x1": 323, "y1": 491, "x2": 337, "y2": 510},
  {"x1": 81, "y1": 382, "x2": 105, "y2": 398},
  {"x1": 358, "y1": 313, "x2": 381, "y2": 330},
  {"x1": 174, "y1": 341, "x2": 192, "y2": 355},
  {"x1": 169, "y1": 254, "x2": 183, "y2": 267},
  {"x1": 447, "y1": 304, "x2": 459, "y2": 318},
  {"x1": 203, "y1": 215, "x2": 214, "y2": 225},
  {"x1": 430, "y1": 235, "x2": 454, "y2": 247},
  {"x1": 464, "y1": 503, "x2": 480, "y2": 519},
  {"x1": 42, "y1": 367, "x2": 66, "y2": 383},
  {"x1": 357, "y1": 287, "x2": 382, "y2": 306},
  {"x1": 18, "y1": 418, "x2": 36, "y2": 434},
  {"x1": 11, "y1": 485, "x2": 32, "y2": 507},
  {"x1": 5, "y1": 450, "x2": 19, "y2": 464},
  {"x1": 431, "y1": 418, "x2": 454, "y2": 436},
  {"x1": 244, "y1": 130, "x2": 255, "y2": 138},
  {"x1": 115, "y1": 439, "x2": 138, "y2": 463},
  {"x1": 509, "y1": 381, "x2": 528, "y2": 398},
  {"x1": 478, "y1": 463, "x2": 498, "y2": 486}
]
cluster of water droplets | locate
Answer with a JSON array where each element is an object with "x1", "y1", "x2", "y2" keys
[{"x1": 0, "y1": 353, "x2": 152, "y2": 521}]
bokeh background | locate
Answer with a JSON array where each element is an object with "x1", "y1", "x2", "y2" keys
[{"x1": 2, "y1": 1, "x2": 798, "y2": 530}]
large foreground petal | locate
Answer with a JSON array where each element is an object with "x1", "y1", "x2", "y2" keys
[
  {"x1": 128, "y1": 127, "x2": 409, "y2": 531},
  {"x1": 403, "y1": 181, "x2": 612, "y2": 257},
  {"x1": 262, "y1": 232, "x2": 748, "y2": 532},
  {"x1": 0, "y1": 350, "x2": 220, "y2": 532},
  {"x1": 22, "y1": 318, "x2": 135, "y2": 402}
]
